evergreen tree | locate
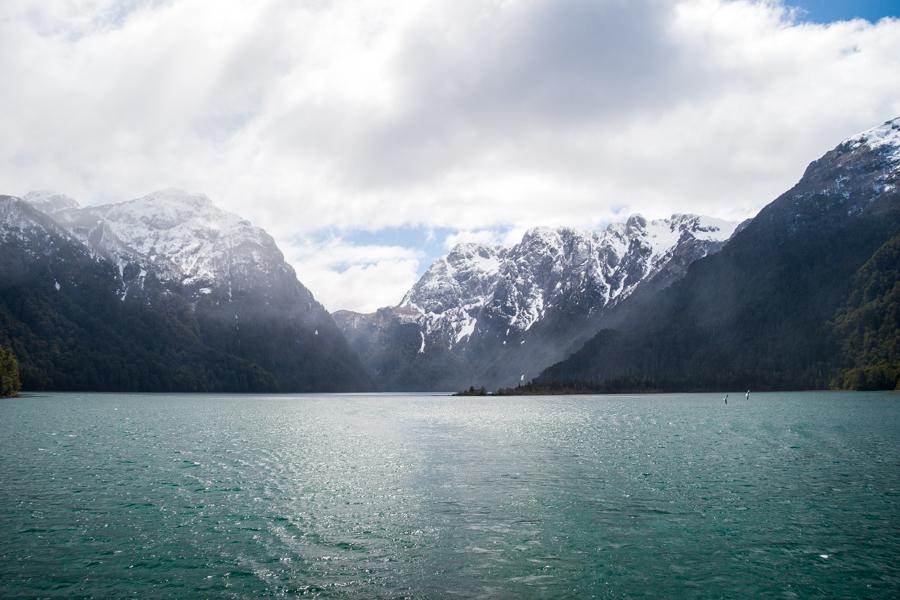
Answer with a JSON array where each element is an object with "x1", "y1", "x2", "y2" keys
[{"x1": 0, "y1": 345, "x2": 21, "y2": 397}]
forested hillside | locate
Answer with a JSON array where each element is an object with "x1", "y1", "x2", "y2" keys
[
  {"x1": 539, "y1": 119, "x2": 900, "y2": 392},
  {"x1": 832, "y1": 232, "x2": 900, "y2": 390}
]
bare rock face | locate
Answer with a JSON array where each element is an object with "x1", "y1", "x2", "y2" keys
[{"x1": 338, "y1": 213, "x2": 738, "y2": 390}]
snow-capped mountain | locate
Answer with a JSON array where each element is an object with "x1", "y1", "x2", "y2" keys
[
  {"x1": 50, "y1": 189, "x2": 308, "y2": 304},
  {"x1": 2, "y1": 195, "x2": 76, "y2": 244},
  {"x1": 2, "y1": 189, "x2": 369, "y2": 392},
  {"x1": 408, "y1": 214, "x2": 736, "y2": 348},
  {"x1": 847, "y1": 117, "x2": 900, "y2": 166},
  {"x1": 400, "y1": 242, "x2": 508, "y2": 352},
  {"x1": 336, "y1": 213, "x2": 738, "y2": 390},
  {"x1": 759, "y1": 116, "x2": 900, "y2": 235},
  {"x1": 541, "y1": 117, "x2": 900, "y2": 392},
  {"x1": 21, "y1": 191, "x2": 79, "y2": 215}
]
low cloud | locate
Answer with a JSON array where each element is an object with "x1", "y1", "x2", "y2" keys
[{"x1": 285, "y1": 236, "x2": 422, "y2": 313}]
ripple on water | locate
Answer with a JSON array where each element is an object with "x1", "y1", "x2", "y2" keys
[{"x1": 0, "y1": 391, "x2": 898, "y2": 598}]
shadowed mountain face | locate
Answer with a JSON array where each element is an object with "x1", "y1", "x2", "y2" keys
[
  {"x1": 336, "y1": 214, "x2": 738, "y2": 391},
  {"x1": 831, "y1": 230, "x2": 900, "y2": 390},
  {"x1": 0, "y1": 191, "x2": 370, "y2": 392},
  {"x1": 540, "y1": 118, "x2": 900, "y2": 391}
]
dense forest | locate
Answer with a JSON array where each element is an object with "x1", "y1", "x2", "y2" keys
[
  {"x1": 0, "y1": 261, "x2": 370, "y2": 393},
  {"x1": 832, "y1": 232, "x2": 900, "y2": 390},
  {"x1": 0, "y1": 233, "x2": 272, "y2": 392}
]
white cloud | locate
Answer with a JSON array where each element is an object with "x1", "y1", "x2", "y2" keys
[
  {"x1": 284, "y1": 236, "x2": 422, "y2": 313},
  {"x1": 1, "y1": 0, "x2": 899, "y2": 310}
]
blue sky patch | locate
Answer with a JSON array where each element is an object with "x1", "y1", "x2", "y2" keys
[{"x1": 789, "y1": 0, "x2": 899, "y2": 23}]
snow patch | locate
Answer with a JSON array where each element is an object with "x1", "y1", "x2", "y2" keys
[
  {"x1": 455, "y1": 318, "x2": 476, "y2": 343},
  {"x1": 848, "y1": 117, "x2": 900, "y2": 164}
]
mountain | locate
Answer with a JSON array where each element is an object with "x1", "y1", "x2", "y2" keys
[
  {"x1": 540, "y1": 117, "x2": 900, "y2": 391},
  {"x1": 336, "y1": 214, "x2": 738, "y2": 390},
  {"x1": 21, "y1": 191, "x2": 79, "y2": 214},
  {"x1": 53, "y1": 189, "x2": 298, "y2": 299},
  {"x1": 0, "y1": 191, "x2": 370, "y2": 392}
]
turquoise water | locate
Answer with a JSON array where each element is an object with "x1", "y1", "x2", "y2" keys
[{"x1": 0, "y1": 392, "x2": 898, "y2": 598}]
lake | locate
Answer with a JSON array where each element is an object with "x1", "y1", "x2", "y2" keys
[{"x1": 0, "y1": 392, "x2": 898, "y2": 598}]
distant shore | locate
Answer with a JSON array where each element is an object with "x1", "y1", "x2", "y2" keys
[
  {"x1": 452, "y1": 380, "x2": 897, "y2": 396},
  {"x1": 454, "y1": 379, "x2": 663, "y2": 396}
]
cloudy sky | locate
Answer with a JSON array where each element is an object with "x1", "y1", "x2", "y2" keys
[{"x1": 2, "y1": 0, "x2": 899, "y2": 312}]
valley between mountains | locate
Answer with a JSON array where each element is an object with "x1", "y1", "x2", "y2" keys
[{"x1": 2, "y1": 118, "x2": 898, "y2": 392}]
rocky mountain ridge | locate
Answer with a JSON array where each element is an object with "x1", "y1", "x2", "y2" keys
[{"x1": 336, "y1": 213, "x2": 739, "y2": 390}]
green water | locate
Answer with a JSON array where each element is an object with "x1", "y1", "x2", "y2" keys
[{"x1": 0, "y1": 392, "x2": 897, "y2": 598}]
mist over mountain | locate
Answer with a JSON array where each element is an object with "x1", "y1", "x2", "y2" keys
[
  {"x1": 0, "y1": 191, "x2": 369, "y2": 392},
  {"x1": 540, "y1": 118, "x2": 900, "y2": 391},
  {"x1": 3, "y1": 118, "x2": 898, "y2": 394},
  {"x1": 336, "y1": 214, "x2": 739, "y2": 391}
]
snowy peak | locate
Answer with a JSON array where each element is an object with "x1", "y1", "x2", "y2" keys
[
  {"x1": 391, "y1": 213, "x2": 738, "y2": 351},
  {"x1": 0, "y1": 195, "x2": 77, "y2": 243},
  {"x1": 611, "y1": 213, "x2": 734, "y2": 243},
  {"x1": 399, "y1": 242, "x2": 506, "y2": 346},
  {"x1": 0, "y1": 195, "x2": 39, "y2": 232},
  {"x1": 401, "y1": 242, "x2": 505, "y2": 313},
  {"x1": 665, "y1": 213, "x2": 736, "y2": 240},
  {"x1": 55, "y1": 189, "x2": 287, "y2": 290},
  {"x1": 23, "y1": 191, "x2": 80, "y2": 214},
  {"x1": 846, "y1": 117, "x2": 900, "y2": 164},
  {"x1": 93, "y1": 189, "x2": 222, "y2": 231},
  {"x1": 785, "y1": 116, "x2": 900, "y2": 226},
  {"x1": 445, "y1": 242, "x2": 505, "y2": 276},
  {"x1": 491, "y1": 215, "x2": 737, "y2": 333},
  {"x1": 625, "y1": 214, "x2": 647, "y2": 234}
]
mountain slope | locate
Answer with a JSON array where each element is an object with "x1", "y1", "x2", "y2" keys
[
  {"x1": 337, "y1": 214, "x2": 737, "y2": 390},
  {"x1": 832, "y1": 231, "x2": 900, "y2": 390},
  {"x1": 1, "y1": 194, "x2": 248, "y2": 391},
  {"x1": 1, "y1": 192, "x2": 370, "y2": 392},
  {"x1": 540, "y1": 117, "x2": 900, "y2": 391}
]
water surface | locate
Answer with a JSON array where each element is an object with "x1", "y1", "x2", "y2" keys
[{"x1": 1, "y1": 391, "x2": 898, "y2": 598}]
